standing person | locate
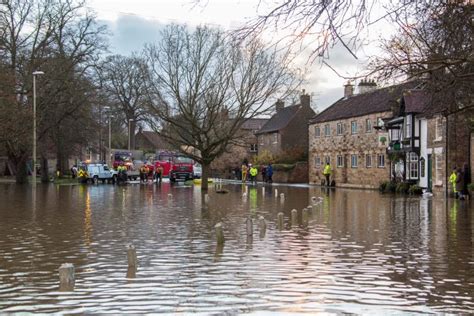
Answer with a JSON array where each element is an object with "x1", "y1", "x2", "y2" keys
[
  {"x1": 71, "y1": 165, "x2": 78, "y2": 179},
  {"x1": 249, "y1": 164, "x2": 258, "y2": 184},
  {"x1": 261, "y1": 165, "x2": 267, "y2": 182},
  {"x1": 323, "y1": 162, "x2": 332, "y2": 186},
  {"x1": 462, "y1": 163, "x2": 470, "y2": 199},
  {"x1": 241, "y1": 162, "x2": 248, "y2": 182},
  {"x1": 456, "y1": 166, "x2": 464, "y2": 200},
  {"x1": 266, "y1": 163, "x2": 273, "y2": 183},
  {"x1": 449, "y1": 167, "x2": 458, "y2": 198}
]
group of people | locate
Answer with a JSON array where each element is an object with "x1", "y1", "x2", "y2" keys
[
  {"x1": 238, "y1": 162, "x2": 273, "y2": 183},
  {"x1": 449, "y1": 164, "x2": 470, "y2": 200}
]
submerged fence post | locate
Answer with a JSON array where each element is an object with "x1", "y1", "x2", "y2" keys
[
  {"x1": 215, "y1": 222, "x2": 225, "y2": 246},
  {"x1": 258, "y1": 216, "x2": 267, "y2": 238},
  {"x1": 302, "y1": 208, "x2": 309, "y2": 226},
  {"x1": 280, "y1": 193, "x2": 285, "y2": 202},
  {"x1": 246, "y1": 217, "x2": 253, "y2": 237},
  {"x1": 127, "y1": 244, "x2": 137, "y2": 269},
  {"x1": 204, "y1": 193, "x2": 210, "y2": 203},
  {"x1": 277, "y1": 212, "x2": 284, "y2": 230},
  {"x1": 274, "y1": 189, "x2": 278, "y2": 198},
  {"x1": 291, "y1": 209, "x2": 298, "y2": 226},
  {"x1": 168, "y1": 193, "x2": 173, "y2": 200},
  {"x1": 262, "y1": 187, "x2": 265, "y2": 195},
  {"x1": 58, "y1": 263, "x2": 75, "y2": 291}
]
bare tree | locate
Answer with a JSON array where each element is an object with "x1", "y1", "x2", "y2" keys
[
  {"x1": 99, "y1": 54, "x2": 153, "y2": 150},
  {"x1": 145, "y1": 25, "x2": 301, "y2": 190},
  {"x1": 0, "y1": 0, "x2": 107, "y2": 182}
]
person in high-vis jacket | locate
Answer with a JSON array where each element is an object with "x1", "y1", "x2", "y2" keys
[
  {"x1": 323, "y1": 163, "x2": 332, "y2": 186},
  {"x1": 449, "y1": 167, "x2": 458, "y2": 198},
  {"x1": 249, "y1": 165, "x2": 258, "y2": 183}
]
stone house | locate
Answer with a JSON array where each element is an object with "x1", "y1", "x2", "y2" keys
[
  {"x1": 256, "y1": 92, "x2": 316, "y2": 158},
  {"x1": 308, "y1": 80, "x2": 420, "y2": 188},
  {"x1": 210, "y1": 118, "x2": 268, "y2": 174}
]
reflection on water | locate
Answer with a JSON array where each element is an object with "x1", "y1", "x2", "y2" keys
[{"x1": 0, "y1": 183, "x2": 473, "y2": 314}]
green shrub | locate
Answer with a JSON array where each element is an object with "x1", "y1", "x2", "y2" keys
[
  {"x1": 468, "y1": 183, "x2": 474, "y2": 191},
  {"x1": 273, "y1": 163, "x2": 295, "y2": 171},
  {"x1": 379, "y1": 181, "x2": 389, "y2": 192},
  {"x1": 386, "y1": 181, "x2": 397, "y2": 193},
  {"x1": 408, "y1": 185, "x2": 423, "y2": 195},
  {"x1": 396, "y1": 182, "x2": 410, "y2": 194}
]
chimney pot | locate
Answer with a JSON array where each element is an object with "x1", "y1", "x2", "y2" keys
[
  {"x1": 276, "y1": 99, "x2": 284, "y2": 112},
  {"x1": 344, "y1": 82, "x2": 354, "y2": 98}
]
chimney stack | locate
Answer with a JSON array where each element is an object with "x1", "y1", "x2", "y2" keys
[
  {"x1": 275, "y1": 99, "x2": 284, "y2": 112},
  {"x1": 300, "y1": 89, "x2": 310, "y2": 107},
  {"x1": 344, "y1": 82, "x2": 354, "y2": 99},
  {"x1": 358, "y1": 79, "x2": 377, "y2": 94}
]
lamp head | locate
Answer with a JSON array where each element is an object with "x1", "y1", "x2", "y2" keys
[{"x1": 32, "y1": 71, "x2": 44, "y2": 76}]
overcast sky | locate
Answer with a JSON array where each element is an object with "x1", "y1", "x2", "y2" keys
[{"x1": 88, "y1": 0, "x2": 393, "y2": 111}]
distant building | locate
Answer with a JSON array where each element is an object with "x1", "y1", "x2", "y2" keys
[
  {"x1": 308, "y1": 80, "x2": 419, "y2": 188},
  {"x1": 135, "y1": 130, "x2": 171, "y2": 152},
  {"x1": 256, "y1": 91, "x2": 316, "y2": 157}
]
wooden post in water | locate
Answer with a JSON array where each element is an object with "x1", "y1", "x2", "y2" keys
[
  {"x1": 242, "y1": 192, "x2": 247, "y2": 201},
  {"x1": 277, "y1": 212, "x2": 284, "y2": 230},
  {"x1": 127, "y1": 244, "x2": 137, "y2": 269},
  {"x1": 168, "y1": 193, "x2": 173, "y2": 200},
  {"x1": 302, "y1": 208, "x2": 309, "y2": 226},
  {"x1": 246, "y1": 217, "x2": 253, "y2": 237},
  {"x1": 204, "y1": 193, "x2": 210, "y2": 203},
  {"x1": 274, "y1": 188, "x2": 278, "y2": 197},
  {"x1": 58, "y1": 263, "x2": 75, "y2": 291},
  {"x1": 215, "y1": 222, "x2": 225, "y2": 246},
  {"x1": 258, "y1": 215, "x2": 267, "y2": 238},
  {"x1": 262, "y1": 187, "x2": 265, "y2": 195},
  {"x1": 280, "y1": 193, "x2": 285, "y2": 202},
  {"x1": 291, "y1": 209, "x2": 298, "y2": 226}
]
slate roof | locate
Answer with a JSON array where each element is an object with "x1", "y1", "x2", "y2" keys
[
  {"x1": 241, "y1": 118, "x2": 268, "y2": 130},
  {"x1": 256, "y1": 104, "x2": 302, "y2": 134},
  {"x1": 402, "y1": 89, "x2": 432, "y2": 114},
  {"x1": 310, "y1": 81, "x2": 421, "y2": 124}
]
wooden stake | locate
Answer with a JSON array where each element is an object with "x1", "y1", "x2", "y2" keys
[
  {"x1": 277, "y1": 212, "x2": 284, "y2": 230},
  {"x1": 58, "y1": 263, "x2": 75, "y2": 291},
  {"x1": 215, "y1": 222, "x2": 225, "y2": 246}
]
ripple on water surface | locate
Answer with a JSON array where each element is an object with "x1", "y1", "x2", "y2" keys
[{"x1": 0, "y1": 183, "x2": 473, "y2": 314}]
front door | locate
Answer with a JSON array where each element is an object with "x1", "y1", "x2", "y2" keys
[{"x1": 427, "y1": 154, "x2": 432, "y2": 192}]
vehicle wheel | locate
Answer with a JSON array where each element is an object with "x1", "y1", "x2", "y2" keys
[{"x1": 93, "y1": 176, "x2": 98, "y2": 184}]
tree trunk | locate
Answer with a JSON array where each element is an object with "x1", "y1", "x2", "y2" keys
[
  {"x1": 41, "y1": 155, "x2": 49, "y2": 183},
  {"x1": 201, "y1": 163, "x2": 210, "y2": 191},
  {"x1": 15, "y1": 155, "x2": 28, "y2": 184}
]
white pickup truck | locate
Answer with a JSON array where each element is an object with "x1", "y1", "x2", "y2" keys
[{"x1": 81, "y1": 163, "x2": 118, "y2": 184}]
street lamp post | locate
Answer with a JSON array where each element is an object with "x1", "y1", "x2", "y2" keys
[
  {"x1": 32, "y1": 71, "x2": 44, "y2": 187},
  {"x1": 128, "y1": 119, "x2": 133, "y2": 151}
]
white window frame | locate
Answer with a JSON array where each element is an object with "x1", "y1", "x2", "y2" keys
[
  {"x1": 337, "y1": 122, "x2": 343, "y2": 135},
  {"x1": 366, "y1": 154, "x2": 372, "y2": 168},
  {"x1": 324, "y1": 124, "x2": 331, "y2": 136},
  {"x1": 314, "y1": 126, "x2": 321, "y2": 137},
  {"x1": 378, "y1": 154, "x2": 385, "y2": 168},
  {"x1": 250, "y1": 144, "x2": 258, "y2": 152},
  {"x1": 315, "y1": 156, "x2": 321, "y2": 168},
  {"x1": 337, "y1": 155, "x2": 344, "y2": 167},
  {"x1": 435, "y1": 154, "x2": 442, "y2": 183},
  {"x1": 409, "y1": 152, "x2": 418, "y2": 179},
  {"x1": 435, "y1": 117, "x2": 443, "y2": 141},
  {"x1": 405, "y1": 115, "x2": 411, "y2": 138},
  {"x1": 351, "y1": 154, "x2": 358, "y2": 168},
  {"x1": 365, "y1": 119, "x2": 372, "y2": 133},
  {"x1": 351, "y1": 121, "x2": 358, "y2": 134}
]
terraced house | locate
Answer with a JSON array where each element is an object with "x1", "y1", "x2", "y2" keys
[{"x1": 308, "y1": 80, "x2": 420, "y2": 188}]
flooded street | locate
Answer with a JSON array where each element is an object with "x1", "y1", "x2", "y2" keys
[{"x1": 0, "y1": 182, "x2": 473, "y2": 314}]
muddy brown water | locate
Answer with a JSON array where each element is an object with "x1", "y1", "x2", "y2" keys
[{"x1": 0, "y1": 182, "x2": 473, "y2": 314}]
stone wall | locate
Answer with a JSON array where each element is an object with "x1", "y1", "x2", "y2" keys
[
  {"x1": 272, "y1": 162, "x2": 308, "y2": 183},
  {"x1": 308, "y1": 112, "x2": 391, "y2": 189},
  {"x1": 257, "y1": 132, "x2": 281, "y2": 156}
]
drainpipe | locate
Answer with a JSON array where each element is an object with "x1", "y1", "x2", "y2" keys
[{"x1": 445, "y1": 114, "x2": 448, "y2": 197}]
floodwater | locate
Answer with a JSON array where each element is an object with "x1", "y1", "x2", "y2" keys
[{"x1": 0, "y1": 182, "x2": 473, "y2": 314}]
